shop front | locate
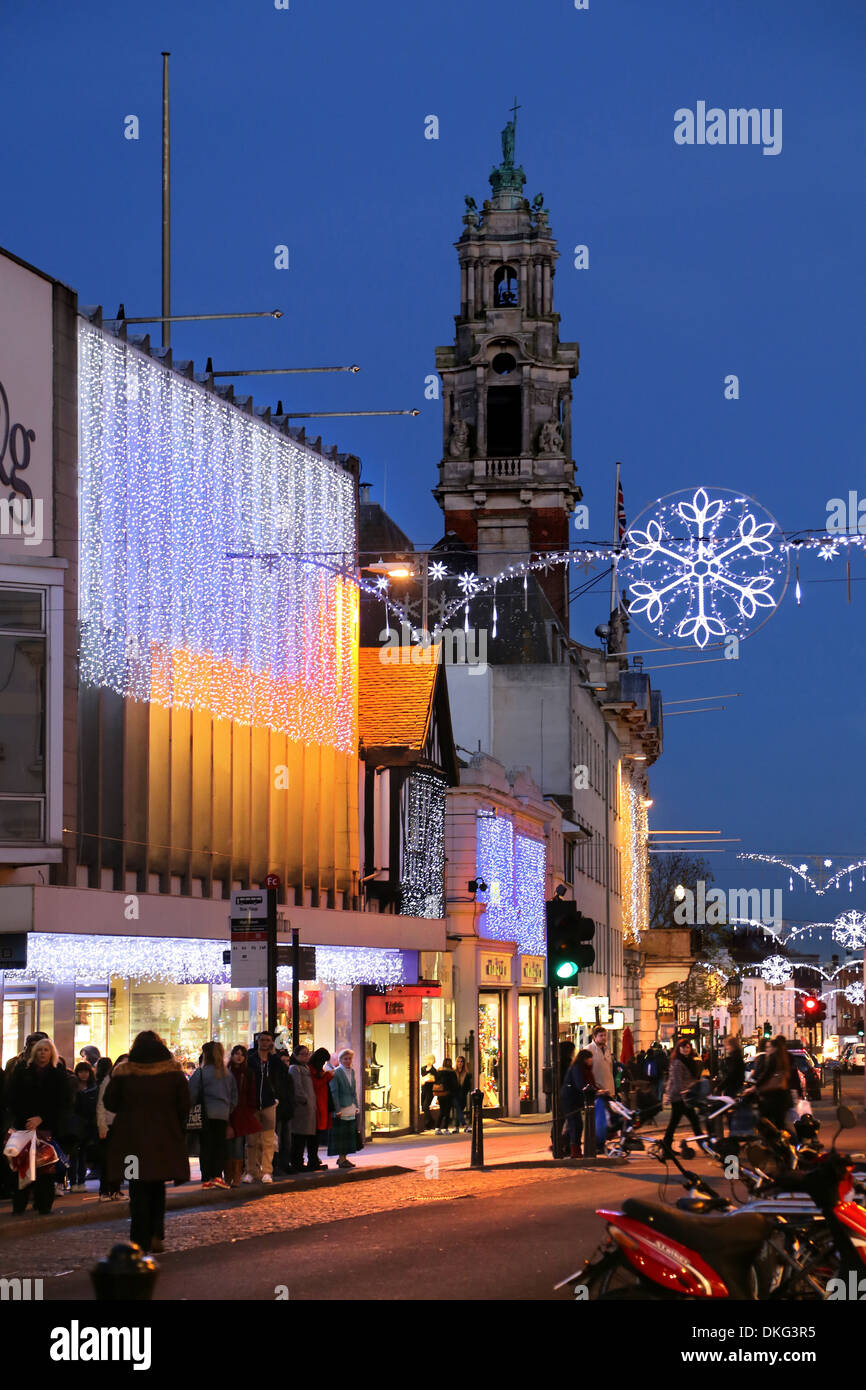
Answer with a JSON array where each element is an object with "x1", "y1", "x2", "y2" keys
[
  {"x1": 517, "y1": 954, "x2": 546, "y2": 1114},
  {"x1": 468, "y1": 947, "x2": 547, "y2": 1117},
  {"x1": 363, "y1": 983, "x2": 449, "y2": 1137},
  {"x1": 0, "y1": 933, "x2": 411, "y2": 1074}
]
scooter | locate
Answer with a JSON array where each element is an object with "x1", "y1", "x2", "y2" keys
[{"x1": 555, "y1": 1107, "x2": 866, "y2": 1300}]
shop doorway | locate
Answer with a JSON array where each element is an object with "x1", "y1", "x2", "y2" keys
[
  {"x1": 478, "y1": 991, "x2": 504, "y2": 1114},
  {"x1": 365, "y1": 1021, "x2": 415, "y2": 1136},
  {"x1": 518, "y1": 993, "x2": 539, "y2": 1113}
]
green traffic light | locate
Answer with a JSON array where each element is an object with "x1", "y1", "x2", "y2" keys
[{"x1": 556, "y1": 960, "x2": 579, "y2": 980}]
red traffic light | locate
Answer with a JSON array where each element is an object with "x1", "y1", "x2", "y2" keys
[{"x1": 803, "y1": 997, "x2": 819, "y2": 1014}]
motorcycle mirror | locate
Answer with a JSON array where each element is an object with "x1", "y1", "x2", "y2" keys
[{"x1": 837, "y1": 1105, "x2": 856, "y2": 1130}]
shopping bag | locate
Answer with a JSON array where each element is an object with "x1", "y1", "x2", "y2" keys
[{"x1": 4, "y1": 1129, "x2": 38, "y2": 1184}]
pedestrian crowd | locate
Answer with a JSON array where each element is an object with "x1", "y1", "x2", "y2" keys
[
  {"x1": 1, "y1": 1028, "x2": 362, "y2": 1254},
  {"x1": 556, "y1": 1028, "x2": 807, "y2": 1158}
]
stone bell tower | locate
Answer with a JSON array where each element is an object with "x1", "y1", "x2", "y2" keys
[{"x1": 433, "y1": 106, "x2": 581, "y2": 628}]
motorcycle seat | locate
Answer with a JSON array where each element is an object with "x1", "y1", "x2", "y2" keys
[{"x1": 620, "y1": 1197, "x2": 772, "y2": 1258}]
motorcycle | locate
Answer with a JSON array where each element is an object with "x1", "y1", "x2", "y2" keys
[{"x1": 555, "y1": 1107, "x2": 866, "y2": 1300}]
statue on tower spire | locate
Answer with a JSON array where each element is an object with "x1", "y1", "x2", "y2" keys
[{"x1": 500, "y1": 98, "x2": 521, "y2": 166}]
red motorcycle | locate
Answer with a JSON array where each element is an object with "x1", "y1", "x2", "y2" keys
[{"x1": 556, "y1": 1107, "x2": 866, "y2": 1300}]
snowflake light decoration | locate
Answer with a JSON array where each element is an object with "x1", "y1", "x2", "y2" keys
[
  {"x1": 428, "y1": 561, "x2": 448, "y2": 582},
  {"x1": 619, "y1": 487, "x2": 788, "y2": 648},
  {"x1": 832, "y1": 910, "x2": 866, "y2": 954},
  {"x1": 759, "y1": 954, "x2": 794, "y2": 986},
  {"x1": 844, "y1": 981, "x2": 865, "y2": 1007},
  {"x1": 457, "y1": 570, "x2": 480, "y2": 597}
]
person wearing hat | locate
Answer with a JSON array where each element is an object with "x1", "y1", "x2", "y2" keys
[{"x1": 328, "y1": 1049, "x2": 361, "y2": 1169}]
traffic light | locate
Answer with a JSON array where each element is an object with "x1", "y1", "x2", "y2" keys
[
  {"x1": 763, "y1": 1020, "x2": 772, "y2": 1038},
  {"x1": 546, "y1": 899, "x2": 595, "y2": 981},
  {"x1": 798, "y1": 996, "x2": 827, "y2": 1025}
]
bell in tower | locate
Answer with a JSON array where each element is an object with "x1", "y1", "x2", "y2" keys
[{"x1": 433, "y1": 105, "x2": 581, "y2": 629}]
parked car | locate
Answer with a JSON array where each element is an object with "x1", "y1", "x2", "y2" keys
[
  {"x1": 841, "y1": 1042, "x2": 865, "y2": 1075},
  {"x1": 787, "y1": 1044, "x2": 823, "y2": 1101}
]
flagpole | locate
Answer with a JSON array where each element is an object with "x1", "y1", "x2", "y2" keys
[{"x1": 609, "y1": 460, "x2": 621, "y2": 618}]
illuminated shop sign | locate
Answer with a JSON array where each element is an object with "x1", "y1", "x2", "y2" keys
[{"x1": 77, "y1": 323, "x2": 357, "y2": 749}]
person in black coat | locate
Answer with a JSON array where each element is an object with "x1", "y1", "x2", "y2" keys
[
  {"x1": 716, "y1": 1037, "x2": 746, "y2": 1098},
  {"x1": 560, "y1": 1049, "x2": 596, "y2": 1157},
  {"x1": 433, "y1": 1058, "x2": 460, "y2": 1134},
  {"x1": 7, "y1": 1037, "x2": 69, "y2": 1214},
  {"x1": 67, "y1": 1061, "x2": 99, "y2": 1190}
]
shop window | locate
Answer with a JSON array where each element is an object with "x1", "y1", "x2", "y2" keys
[
  {"x1": 128, "y1": 981, "x2": 210, "y2": 1067},
  {"x1": 478, "y1": 992, "x2": 503, "y2": 1108},
  {"x1": 365, "y1": 1022, "x2": 411, "y2": 1134},
  {"x1": 75, "y1": 993, "x2": 109, "y2": 1060},
  {"x1": 419, "y1": 996, "x2": 454, "y2": 1072},
  {"x1": 2, "y1": 991, "x2": 36, "y2": 1066},
  {"x1": 0, "y1": 585, "x2": 46, "y2": 843}
]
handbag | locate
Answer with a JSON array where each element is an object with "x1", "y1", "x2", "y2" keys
[{"x1": 187, "y1": 1070, "x2": 207, "y2": 1131}]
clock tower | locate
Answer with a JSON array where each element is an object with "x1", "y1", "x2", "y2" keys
[{"x1": 433, "y1": 108, "x2": 581, "y2": 628}]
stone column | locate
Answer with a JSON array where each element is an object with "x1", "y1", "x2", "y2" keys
[
  {"x1": 542, "y1": 261, "x2": 551, "y2": 314},
  {"x1": 467, "y1": 262, "x2": 475, "y2": 316},
  {"x1": 476, "y1": 368, "x2": 487, "y2": 457}
]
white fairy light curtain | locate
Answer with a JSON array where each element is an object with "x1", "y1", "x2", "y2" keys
[
  {"x1": 77, "y1": 323, "x2": 357, "y2": 751},
  {"x1": 476, "y1": 815, "x2": 546, "y2": 955},
  {"x1": 3, "y1": 934, "x2": 405, "y2": 991}
]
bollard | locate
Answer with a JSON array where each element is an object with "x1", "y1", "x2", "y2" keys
[
  {"x1": 90, "y1": 1242, "x2": 159, "y2": 1301},
  {"x1": 469, "y1": 1088, "x2": 485, "y2": 1169},
  {"x1": 833, "y1": 1066, "x2": 842, "y2": 1106}
]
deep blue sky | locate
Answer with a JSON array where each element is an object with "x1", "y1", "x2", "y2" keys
[{"x1": 3, "y1": 0, "x2": 865, "y2": 925}]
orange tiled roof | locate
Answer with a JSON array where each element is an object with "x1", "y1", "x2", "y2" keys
[{"x1": 357, "y1": 646, "x2": 438, "y2": 752}]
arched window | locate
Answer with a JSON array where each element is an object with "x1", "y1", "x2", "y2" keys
[{"x1": 493, "y1": 265, "x2": 519, "y2": 307}]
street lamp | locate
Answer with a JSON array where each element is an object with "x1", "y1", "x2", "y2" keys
[{"x1": 724, "y1": 973, "x2": 743, "y2": 1039}]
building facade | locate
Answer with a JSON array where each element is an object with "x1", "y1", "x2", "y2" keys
[{"x1": 0, "y1": 259, "x2": 447, "y2": 1073}]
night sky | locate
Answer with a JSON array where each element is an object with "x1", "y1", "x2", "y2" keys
[{"x1": 3, "y1": 0, "x2": 865, "y2": 936}]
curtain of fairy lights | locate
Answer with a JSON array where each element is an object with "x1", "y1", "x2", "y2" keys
[
  {"x1": 621, "y1": 777, "x2": 648, "y2": 946},
  {"x1": 77, "y1": 323, "x2": 357, "y2": 751},
  {"x1": 3, "y1": 935, "x2": 404, "y2": 990},
  {"x1": 476, "y1": 816, "x2": 546, "y2": 954},
  {"x1": 400, "y1": 770, "x2": 447, "y2": 918},
  {"x1": 514, "y1": 834, "x2": 546, "y2": 956}
]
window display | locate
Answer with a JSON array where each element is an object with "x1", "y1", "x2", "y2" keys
[
  {"x1": 478, "y1": 992, "x2": 503, "y2": 1109},
  {"x1": 365, "y1": 1022, "x2": 411, "y2": 1134},
  {"x1": 74, "y1": 993, "x2": 108, "y2": 1059},
  {"x1": 2, "y1": 991, "x2": 35, "y2": 1066}
]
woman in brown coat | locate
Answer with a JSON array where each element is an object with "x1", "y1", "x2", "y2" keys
[{"x1": 103, "y1": 1030, "x2": 190, "y2": 1254}]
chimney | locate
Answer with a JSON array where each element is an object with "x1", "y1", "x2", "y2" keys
[{"x1": 359, "y1": 483, "x2": 371, "y2": 505}]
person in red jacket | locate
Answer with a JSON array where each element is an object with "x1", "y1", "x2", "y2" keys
[
  {"x1": 308, "y1": 1047, "x2": 334, "y2": 1170},
  {"x1": 225, "y1": 1044, "x2": 260, "y2": 1187}
]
